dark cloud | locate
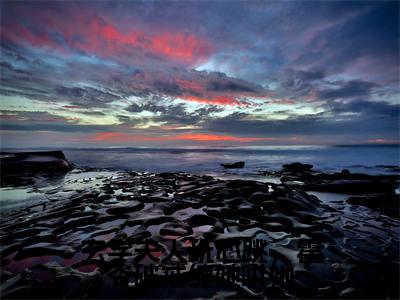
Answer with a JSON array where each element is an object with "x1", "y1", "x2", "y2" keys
[
  {"x1": 152, "y1": 81, "x2": 182, "y2": 96},
  {"x1": 0, "y1": 111, "x2": 112, "y2": 132},
  {"x1": 205, "y1": 111, "x2": 398, "y2": 138},
  {"x1": 278, "y1": 68, "x2": 326, "y2": 98},
  {"x1": 318, "y1": 80, "x2": 376, "y2": 100},
  {"x1": 2, "y1": 49, "x2": 30, "y2": 63},
  {"x1": 295, "y1": 2, "x2": 399, "y2": 77},
  {"x1": 0, "y1": 122, "x2": 110, "y2": 132},
  {"x1": 204, "y1": 98, "x2": 398, "y2": 139},
  {"x1": 329, "y1": 99, "x2": 399, "y2": 118},
  {"x1": 0, "y1": 61, "x2": 32, "y2": 75},
  {"x1": 296, "y1": 70, "x2": 325, "y2": 81},
  {"x1": 54, "y1": 86, "x2": 123, "y2": 107}
]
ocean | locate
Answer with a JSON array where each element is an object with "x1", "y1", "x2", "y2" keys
[
  {"x1": 7, "y1": 144, "x2": 398, "y2": 177},
  {"x1": 62, "y1": 144, "x2": 399, "y2": 174}
]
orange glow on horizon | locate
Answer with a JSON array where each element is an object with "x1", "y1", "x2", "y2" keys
[
  {"x1": 89, "y1": 132, "x2": 276, "y2": 143},
  {"x1": 367, "y1": 138, "x2": 400, "y2": 144},
  {"x1": 176, "y1": 134, "x2": 274, "y2": 142}
]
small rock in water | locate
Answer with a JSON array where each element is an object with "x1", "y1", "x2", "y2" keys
[
  {"x1": 282, "y1": 162, "x2": 313, "y2": 173},
  {"x1": 220, "y1": 161, "x2": 245, "y2": 169}
]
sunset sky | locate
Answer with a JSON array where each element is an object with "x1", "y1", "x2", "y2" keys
[{"x1": 1, "y1": 0, "x2": 399, "y2": 147}]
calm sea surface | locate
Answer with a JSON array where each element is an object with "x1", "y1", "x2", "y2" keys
[
  {"x1": 7, "y1": 145, "x2": 398, "y2": 175},
  {"x1": 64, "y1": 145, "x2": 399, "y2": 174}
]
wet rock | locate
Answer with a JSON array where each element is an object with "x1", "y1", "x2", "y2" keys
[
  {"x1": 127, "y1": 228, "x2": 151, "y2": 243},
  {"x1": 1, "y1": 270, "x2": 14, "y2": 282},
  {"x1": 237, "y1": 203, "x2": 256, "y2": 217},
  {"x1": 265, "y1": 286, "x2": 290, "y2": 298},
  {"x1": 109, "y1": 231, "x2": 128, "y2": 246},
  {"x1": 2, "y1": 227, "x2": 47, "y2": 243},
  {"x1": 1, "y1": 270, "x2": 36, "y2": 298},
  {"x1": 263, "y1": 222, "x2": 288, "y2": 232},
  {"x1": 225, "y1": 196, "x2": 247, "y2": 207},
  {"x1": 106, "y1": 201, "x2": 145, "y2": 215},
  {"x1": 282, "y1": 162, "x2": 313, "y2": 173},
  {"x1": 162, "y1": 202, "x2": 189, "y2": 215},
  {"x1": 1, "y1": 169, "x2": 398, "y2": 299},
  {"x1": 81, "y1": 239, "x2": 107, "y2": 254},
  {"x1": 270, "y1": 162, "x2": 399, "y2": 198},
  {"x1": 215, "y1": 188, "x2": 237, "y2": 199},
  {"x1": 220, "y1": 161, "x2": 245, "y2": 169},
  {"x1": 305, "y1": 179, "x2": 397, "y2": 194},
  {"x1": 90, "y1": 228, "x2": 120, "y2": 242},
  {"x1": 187, "y1": 214, "x2": 216, "y2": 227},
  {"x1": 339, "y1": 287, "x2": 365, "y2": 298},
  {"x1": 1, "y1": 151, "x2": 73, "y2": 185},
  {"x1": 341, "y1": 169, "x2": 351, "y2": 176},
  {"x1": 257, "y1": 215, "x2": 294, "y2": 229},
  {"x1": 16, "y1": 243, "x2": 75, "y2": 259},
  {"x1": 226, "y1": 179, "x2": 262, "y2": 188},
  {"x1": 160, "y1": 222, "x2": 193, "y2": 237},
  {"x1": 248, "y1": 192, "x2": 273, "y2": 203},
  {"x1": 144, "y1": 196, "x2": 170, "y2": 203},
  {"x1": 97, "y1": 194, "x2": 112, "y2": 201},
  {"x1": 346, "y1": 193, "x2": 399, "y2": 215},
  {"x1": 57, "y1": 215, "x2": 97, "y2": 233}
]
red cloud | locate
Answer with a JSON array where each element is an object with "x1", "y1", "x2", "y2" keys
[
  {"x1": 89, "y1": 132, "x2": 275, "y2": 143},
  {"x1": 174, "y1": 79, "x2": 244, "y2": 105},
  {"x1": 182, "y1": 95, "x2": 242, "y2": 106},
  {"x1": 2, "y1": 8, "x2": 212, "y2": 66},
  {"x1": 175, "y1": 79, "x2": 204, "y2": 93},
  {"x1": 151, "y1": 32, "x2": 212, "y2": 65}
]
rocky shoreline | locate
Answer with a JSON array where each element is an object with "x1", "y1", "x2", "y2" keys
[
  {"x1": 260, "y1": 162, "x2": 399, "y2": 217},
  {"x1": 0, "y1": 152, "x2": 399, "y2": 299}
]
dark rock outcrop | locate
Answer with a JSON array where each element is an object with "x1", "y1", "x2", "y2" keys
[
  {"x1": 1, "y1": 151, "x2": 72, "y2": 174},
  {"x1": 271, "y1": 162, "x2": 399, "y2": 195},
  {"x1": 1, "y1": 151, "x2": 73, "y2": 185}
]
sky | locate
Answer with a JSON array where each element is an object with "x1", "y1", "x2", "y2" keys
[{"x1": 0, "y1": 0, "x2": 399, "y2": 147}]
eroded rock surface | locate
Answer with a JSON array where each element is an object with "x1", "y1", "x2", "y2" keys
[{"x1": 1, "y1": 170, "x2": 399, "y2": 299}]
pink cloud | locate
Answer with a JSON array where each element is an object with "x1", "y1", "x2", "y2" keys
[
  {"x1": 367, "y1": 138, "x2": 400, "y2": 144},
  {"x1": 2, "y1": 8, "x2": 213, "y2": 66}
]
